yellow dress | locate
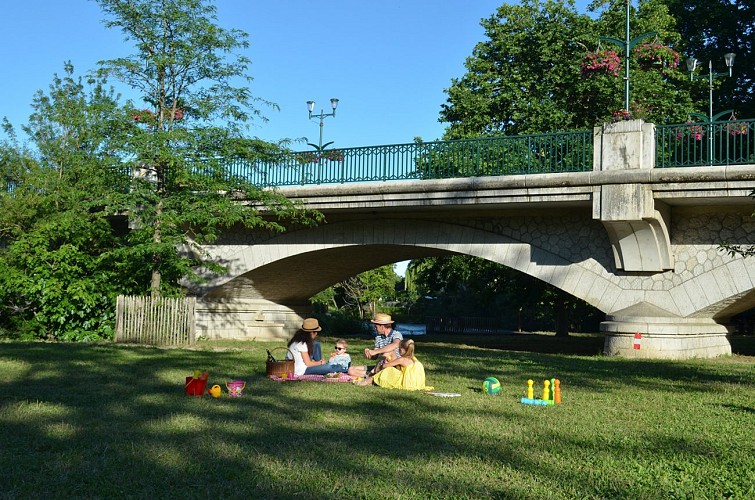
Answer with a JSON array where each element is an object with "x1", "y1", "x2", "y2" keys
[{"x1": 373, "y1": 356, "x2": 433, "y2": 391}]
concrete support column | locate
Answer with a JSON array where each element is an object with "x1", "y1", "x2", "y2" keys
[{"x1": 602, "y1": 314, "x2": 732, "y2": 359}]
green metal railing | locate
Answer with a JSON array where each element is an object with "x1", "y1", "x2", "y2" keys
[
  {"x1": 228, "y1": 130, "x2": 594, "y2": 187},
  {"x1": 656, "y1": 119, "x2": 755, "y2": 168},
  {"x1": 5, "y1": 120, "x2": 754, "y2": 194}
]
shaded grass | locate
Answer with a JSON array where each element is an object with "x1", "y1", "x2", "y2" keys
[{"x1": 0, "y1": 336, "x2": 753, "y2": 499}]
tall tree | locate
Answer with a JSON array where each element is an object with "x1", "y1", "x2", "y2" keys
[
  {"x1": 0, "y1": 65, "x2": 134, "y2": 339},
  {"x1": 664, "y1": 0, "x2": 754, "y2": 119},
  {"x1": 0, "y1": 1, "x2": 322, "y2": 340},
  {"x1": 441, "y1": 0, "x2": 695, "y2": 138},
  {"x1": 94, "y1": 0, "x2": 320, "y2": 297}
]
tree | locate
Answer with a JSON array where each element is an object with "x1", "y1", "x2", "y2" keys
[
  {"x1": 94, "y1": 0, "x2": 321, "y2": 297},
  {"x1": 0, "y1": 0, "x2": 322, "y2": 340},
  {"x1": 0, "y1": 65, "x2": 135, "y2": 339},
  {"x1": 440, "y1": 0, "x2": 695, "y2": 139},
  {"x1": 407, "y1": 255, "x2": 603, "y2": 334},
  {"x1": 664, "y1": 0, "x2": 754, "y2": 119}
]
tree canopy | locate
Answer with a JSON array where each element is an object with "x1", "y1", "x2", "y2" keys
[
  {"x1": 0, "y1": 0, "x2": 321, "y2": 340},
  {"x1": 440, "y1": 0, "x2": 705, "y2": 138}
]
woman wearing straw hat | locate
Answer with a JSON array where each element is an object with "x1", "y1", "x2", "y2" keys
[
  {"x1": 348, "y1": 313, "x2": 403, "y2": 379},
  {"x1": 286, "y1": 318, "x2": 334, "y2": 376}
]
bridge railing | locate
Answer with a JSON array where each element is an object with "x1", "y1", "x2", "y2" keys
[
  {"x1": 227, "y1": 129, "x2": 594, "y2": 187},
  {"x1": 655, "y1": 118, "x2": 755, "y2": 167}
]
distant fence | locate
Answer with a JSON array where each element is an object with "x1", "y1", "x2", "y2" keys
[
  {"x1": 115, "y1": 296, "x2": 196, "y2": 346},
  {"x1": 425, "y1": 316, "x2": 507, "y2": 335}
]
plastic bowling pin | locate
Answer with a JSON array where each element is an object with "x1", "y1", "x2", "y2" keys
[
  {"x1": 554, "y1": 379, "x2": 561, "y2": 404},
  {"x1": 542, "y1": 379, "x2": 550, "y2": 401},
  {"x1": 527, "y1": 379, "x2": 534, "y2": 399}
]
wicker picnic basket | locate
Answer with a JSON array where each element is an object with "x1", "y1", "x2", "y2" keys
[{"x1": 266, "y1": 347, "x2": 295, "y2": 377}]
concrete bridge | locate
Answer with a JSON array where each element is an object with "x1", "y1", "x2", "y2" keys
[{"x1": 193, "y1": 120, "x2": 755, "y2": 359}]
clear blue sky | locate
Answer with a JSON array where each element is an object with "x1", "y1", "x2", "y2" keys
[{"x1": 1, "y1": 0, "x2": 591, "y2": 150}]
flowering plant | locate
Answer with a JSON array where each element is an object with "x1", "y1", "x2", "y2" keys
[
  {"x1": 633, "y1": 43, "x2": 679, "y2": 70},
  {"x1": 726, "y1": 122, "x2": 749, "y2": 136},
  {"x1": 581, "y1": 50, "x2": 621, "y2": 78},
  {"x1": 295, "y1": 149, "x2": 344, "y2": 164},
  {"x1": 674, "y1": 122, "x2": 705, "y2": 141},
  {"x1": 612, "y1": 109, "x2": 633, "y2": 122},
  {"x1": 132, "y1": 109, "x2": 156, "y2": 123}
]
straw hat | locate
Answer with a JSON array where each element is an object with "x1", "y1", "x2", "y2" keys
[
  {"x1": 371, "y1": 313, "x2": 394, "y2": 325},
  {"x1": 301, "y1": 318, "x2": 322, "y2": 332}
]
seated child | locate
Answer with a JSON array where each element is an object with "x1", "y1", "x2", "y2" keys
[{"x1": 328, "y1": 339, "x2": 352, "y2": 371}]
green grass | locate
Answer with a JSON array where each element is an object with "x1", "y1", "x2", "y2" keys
[{"x1": 1, "y1": 334, "x2": 753, "y2": 499}]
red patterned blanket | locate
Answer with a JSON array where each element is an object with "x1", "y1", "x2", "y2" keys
[{"x1": 268, "y1": 373, "x2": 352, "y2": 383}]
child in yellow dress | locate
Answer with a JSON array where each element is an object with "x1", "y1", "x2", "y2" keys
[{"x1": 357, "y1": 339, "x2": 433, "y2": 391}]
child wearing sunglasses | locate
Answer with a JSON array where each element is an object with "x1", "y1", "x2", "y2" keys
[{"x1": 327, "y1": 339, "x2": 351, "y2": 372}]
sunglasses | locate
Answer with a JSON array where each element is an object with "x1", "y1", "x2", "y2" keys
[{"x1": 335, "y1": 346, "x2": 346, "y2": 351}]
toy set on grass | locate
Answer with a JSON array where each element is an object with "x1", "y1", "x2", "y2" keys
[
  {"x1": 184, "y1": 370, "x2": 246, "y2": 398},
  {"x1": 481, "y1": 375, "x2": 563, "y2": 405}
]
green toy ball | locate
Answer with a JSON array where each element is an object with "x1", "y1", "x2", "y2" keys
[{"x1": 482, "y1": 376, "x2": 501, "y2": 395}]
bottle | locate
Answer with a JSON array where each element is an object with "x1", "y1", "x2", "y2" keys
[{"x1": 266, "y1": 349, "x2": 277, "y2": 362}]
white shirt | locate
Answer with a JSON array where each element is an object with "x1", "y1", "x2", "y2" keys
[{"x1": 286, "y1": 341, "x2": 309, "y2": 376}]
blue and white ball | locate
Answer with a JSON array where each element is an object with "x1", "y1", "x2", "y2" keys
[{"x1": 482, "y1": 376, "x2": 502, "y2": 395}]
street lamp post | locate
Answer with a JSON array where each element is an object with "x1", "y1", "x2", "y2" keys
[
  {"x1": 686, "y1": 53, "x2": 735, "y2": 164},
  {"x1": 306, "y1": 98, "x2": 339, "y2": 153},
  {"x1": 601, "y1": 0, "x2": 656, "y2": 113}
]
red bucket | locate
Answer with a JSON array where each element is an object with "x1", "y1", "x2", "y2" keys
[{"x1": 185, "y1": 376, "x2": 207, "y2": 396}]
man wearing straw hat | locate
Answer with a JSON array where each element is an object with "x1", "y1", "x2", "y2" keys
[{"x1": 348, "y1": 313, "x2": 403, "y2": 379}]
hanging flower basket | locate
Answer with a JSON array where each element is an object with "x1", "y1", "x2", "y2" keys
[
  {"x1": 295, "y1": 150, "x2": 344, "y2": 164},
  {"x1": 673, "y1": 122, "x2": 705, "y2": 141},
  {"x1": 726, "y1": 122, "x2": 749, "y2": 136},
  {"x1": 612, "y1": 109, "x2": 633, "y2": 122},
  {"x1": 296, "y1": 152, "x2": 319, "y2": 164},
  {"x1": 633, "y1": 43, "x2": 679, "y2": 70},
  {"x1": 320, "y1": 149, "x2": 344, "y2": 162},
  {"x1": 581, "y1": 50, "x2": 621, "y2": 78}
]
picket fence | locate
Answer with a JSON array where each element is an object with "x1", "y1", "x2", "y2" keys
[{"x1": 115, "y1": 296, "x2": 196, "y2": 346}]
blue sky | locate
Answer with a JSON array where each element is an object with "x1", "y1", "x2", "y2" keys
[{"x1": 1, "y1": 0, "x2": 591, "y2": 150}]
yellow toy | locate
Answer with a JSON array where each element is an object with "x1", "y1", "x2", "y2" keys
[{"x1": 208, "y1": 384, "x2": 222, "y2": 398}]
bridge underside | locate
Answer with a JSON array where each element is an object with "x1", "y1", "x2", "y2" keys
[{"x1": 194, "y1": 204, "x2": 755, "y2": 359}]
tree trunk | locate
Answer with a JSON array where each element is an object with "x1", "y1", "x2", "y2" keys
[{"x1": 555, "y1": 302, "x2": 569, "y2": 337}]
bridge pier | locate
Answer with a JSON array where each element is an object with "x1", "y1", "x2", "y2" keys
[{"x1": 601, "y1": 305, "x2": 732, "y2": 359}]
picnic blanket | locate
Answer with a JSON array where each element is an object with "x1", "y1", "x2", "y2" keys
[{"x1": 269, "y1": 373, "x2": 352, "y2": 383}]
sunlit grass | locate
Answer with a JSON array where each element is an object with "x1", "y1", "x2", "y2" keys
[{"x1": 0, "y1": 336, "x2": 753, "y2": 499}]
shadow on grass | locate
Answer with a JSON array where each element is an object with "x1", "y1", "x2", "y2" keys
[{"x1": 0, "y1": 339, "x2": 753, "y2": 498}]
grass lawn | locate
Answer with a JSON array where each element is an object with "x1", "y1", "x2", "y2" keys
[{"x1": 1, "y1": 333, "x2": 753, "y2": 499}]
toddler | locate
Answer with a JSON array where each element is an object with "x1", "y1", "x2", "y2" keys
[{"x1": 328, "y1": 339, "x2": 351, "y2": 371}]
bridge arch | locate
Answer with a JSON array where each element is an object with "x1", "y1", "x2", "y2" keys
[{"x1": 200, "y1": 217, "x2": 616, "y2": 310}]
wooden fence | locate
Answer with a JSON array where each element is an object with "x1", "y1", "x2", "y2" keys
[
  {"x1": 425, "y1": 316, "x2": 506, "y2": 335},
  {"x1": 115, "y1": 296, "x2": 196, "y2": 346}
]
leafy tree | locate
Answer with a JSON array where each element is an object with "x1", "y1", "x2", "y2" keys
[
  {"x1": 310, "y1": 265, "x2": 399, "y2": 319},
  {"x1": 664, "y1": 0, "x2": 754, "y2": 119},
  {"x1": 0, "y1": 65, "x2": 133, "y2": 339},
  {"x1": 407, "y1": 255, "x2": 602, "y2": 335},
  {"x1": 441, "y1": 0, "x2": 695, "y2": 139},
  {"x1": 94, "y1": 0, "x2": 321, "y2": 297},
  {"x1": 0, "y1": 0, "x2": 322, "y2": 340}
]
